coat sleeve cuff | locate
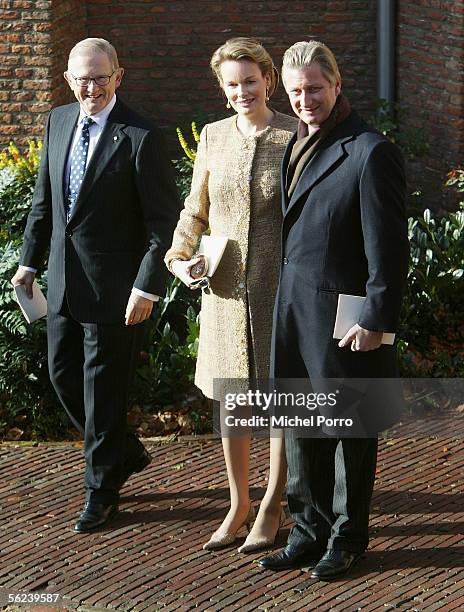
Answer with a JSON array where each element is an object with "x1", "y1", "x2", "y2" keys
[
  {"x1": 19, "y1": 265, "x2": 38, "y2": 273},
  {"x1": 132, "y1": 287, "x2": 159, "y2": 301}
]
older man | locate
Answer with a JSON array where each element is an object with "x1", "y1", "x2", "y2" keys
[
  {"x1": 260, "y1": 41, "x2": 409, "y2": 579},
  {"x1": 11, "y1": 38, "x2": 180, "y2": 531}
]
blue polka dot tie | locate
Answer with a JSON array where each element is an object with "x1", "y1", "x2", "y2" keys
[{"x1": 66, "y1": 116, "x2": 94, "y2": 222}]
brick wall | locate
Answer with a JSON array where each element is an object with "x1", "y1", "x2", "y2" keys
[
  {"x1": 50, "y1": 0, "x2": 87, "y2": 107},
  {"x1": 0, "y1": 0, "x2": 53, "y2": 147},
  {"x1": 85, "y1": 0, "x2": 377, "y2": 152},
  {"x1": 0, "y1": 0, "x2": 378, "y2": 152},
  {"x1": 397, "y1": 0, "x2": 464, "y2": 209},
  {"x1": 1, "y1": 0, "x2": 463, "y2": 209},
  {"x1": 0, "y1": 0, "x2": 85, "y2": 147}
]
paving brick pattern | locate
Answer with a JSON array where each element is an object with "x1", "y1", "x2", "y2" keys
[{"x1": 0, "y1": 431, "x2": 463, "y2": 611}]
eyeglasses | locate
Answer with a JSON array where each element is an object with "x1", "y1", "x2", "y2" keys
[{"x1": 70, "y1": 71, "x2": 116, "y2": 87}]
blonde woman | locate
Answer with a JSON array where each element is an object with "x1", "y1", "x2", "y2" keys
[{"x1": 165, "y1": 38, "x2": 297, "y2": 552}]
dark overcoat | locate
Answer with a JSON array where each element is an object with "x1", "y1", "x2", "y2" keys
[{"x1": 270, "y1": 111, "x2": 409, "y2": 433}]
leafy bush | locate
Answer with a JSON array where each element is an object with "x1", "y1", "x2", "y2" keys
[
  {"x1": 173, "y1": 157, "x2": 194, "y2": 203},
  {"x1": 0, "y1": 266, "x2": 62, "y2": 440},
  {"x1": 136, "y1": 120, "x2": 202, "y2": 410},
  {"x1": 0, "y1": 143, "x2": 66, "y2": 440},
  {"x1": 369, "y1": 99, "x2": 429, "y2": 160},
  {"x1": 0, "y1": 140, "x2": 202, "y2": 440},
  {"x1": 399, "y1": 172, "x2": 464, "y2": 376},
  {"x1": 132, "y1": 278, "x2": 200, "y2": 407},
  {"x1": 0, "y1": 132, "x2": 462, "y2": 440},
  {"x1": 174, "y1": 122, "x2": 200, "y2": 201}
]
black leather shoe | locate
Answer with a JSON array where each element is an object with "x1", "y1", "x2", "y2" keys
[
  {"x1": 311, "y1": 549, "x2": 362, "y2": 580},
  {"x1": 119, "y1": 446, "x2": 152, "y2": 489},
  {"x1": 259, "y1": 543, "x2": 324, "y2": 571},
  {"x1": 74, "y1": 501, "x2": 118, "y2": 533}
]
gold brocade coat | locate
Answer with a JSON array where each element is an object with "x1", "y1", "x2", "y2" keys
[{"x1": 165, "y1": 112, "x2": 298, "y2": 400}]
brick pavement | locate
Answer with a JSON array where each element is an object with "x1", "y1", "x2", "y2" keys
[{"x1": 0, "y1": 428, "x2": 463, "y2": 611}]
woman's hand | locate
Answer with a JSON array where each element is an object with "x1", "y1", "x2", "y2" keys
[{"x1": 171, "y1": 257, "x2": 203, "y2": 288}]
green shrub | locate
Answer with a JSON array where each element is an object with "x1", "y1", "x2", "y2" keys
[
  {"x1": 173, "y1": 157, "x2": 194, "y2": 202},
  {"x1": 398, "y1": 174, "x2": 464, "y2": 376},
  {"x1": 369, "y1": 99, "x2": 429, "y2": 160},
  {"x1": 133, "y1": 122, "x2": 201, "y2": 407},
  {"x1": 132, "y1": 279, "x2": 199, "y2": 406},
  {"x1": 0, "y1": 144, "x2": 66, "y2": 439},
  {"x1": 0, "y1": 141, "x2": 201, "y2": 440},
  {"x1": 0, "y1": 134, "x2": 462, "y2": 440},
  {"x1": 0, "y1": 261, "x2": 63, "y2": 440},
  {"x1": 174, "y1": 121, "x2": 200, "y2": 201}
]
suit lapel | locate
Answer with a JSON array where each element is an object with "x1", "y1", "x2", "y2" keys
[
  {"x1": 285, "y1": 135, "x2": 353, "y2": 215},
  {"x1": 49, "y1": 103, "x2": 79, "y2": 223},
  {"x1": 69, "y1": 99, "x2": 128, "y2": 221}
]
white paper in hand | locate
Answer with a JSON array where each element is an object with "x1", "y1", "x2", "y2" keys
[
  {"x1": 333, "y1": 294, "x2": 395, "y2": 345},
  {"x1": 197, "y1": 235, "x2": 228, "y2": 277},
  {"x1": 14, "y1": 280, "x2": 47, "y2": 323}
]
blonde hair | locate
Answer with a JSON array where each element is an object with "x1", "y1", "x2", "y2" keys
[
  {"x1": 282, "y1": 40, "x2": 341, "y2": 86},
  {"x1": 68, "y1": 38, "x2": 119, "y2": 71},
  {"x1": 210, "y1": 37, "x2": 279, "y2": 97}
]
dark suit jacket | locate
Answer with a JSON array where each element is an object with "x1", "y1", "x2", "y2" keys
[
  {"x1": 20, "y1": 97, "x2": 180, "y2": 324},
  {"x1": 271, "y1": 111, "x2": 409, "y2": 382}
]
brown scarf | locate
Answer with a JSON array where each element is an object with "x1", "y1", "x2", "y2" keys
[{"x1": 286, "y1": 94, "x2": 351, "y2": 198}]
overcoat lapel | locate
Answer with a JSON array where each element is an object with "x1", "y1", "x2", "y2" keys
[
  {"x1": 284, "y1": 134, "x2": 354, "y2": 216},
  {"x1": 49, "y1": 103, "x2": 80, "y2": 223}
]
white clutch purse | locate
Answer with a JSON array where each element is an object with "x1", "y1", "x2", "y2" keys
[
  {"x1": 190, "y1": 235, "x2": 228, "y2": 289},
  {"x1": 197, "y1": 235, "x2": 228, "y2": 276}
]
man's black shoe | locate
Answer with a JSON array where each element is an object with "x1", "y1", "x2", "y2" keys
[
  {"x1": 259, "y1": 543, "x2": 324, "y2": 571},
  {"x1": 119, "y1": 446, "x2": 152, "y2": 489},
  {"x1": 74, "y1": 501, "x2": 118, "y2": 533},
  {"x1": 311, "y1": 549, "x2": 362, "y2": 580}
]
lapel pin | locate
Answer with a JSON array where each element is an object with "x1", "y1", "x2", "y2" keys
[{"x1": 113, "y1": 136, "x2": 118, "y2": 141}]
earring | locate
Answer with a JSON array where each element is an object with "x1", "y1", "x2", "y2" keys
[
  {"x1": 266, "y1": 88, "x2": 270, "y2": 102},
  {"x1": 226, "y1": 100, "x2": 231, "y2": 109}
]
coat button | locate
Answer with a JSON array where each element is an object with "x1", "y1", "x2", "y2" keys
[{"x1": 283, "y1": 257, "x2": 289, "y2": 265}]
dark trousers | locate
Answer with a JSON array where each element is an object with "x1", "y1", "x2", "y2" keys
[
  {"x1": 47, "y1": 302, "x2": 145, "y2": 504},
  {"x1": 285, "y1": 434, "x2": 378, "y2": 553},
  {"x1": 273, "y1": 296, "x2": 380, "y2": 553}
]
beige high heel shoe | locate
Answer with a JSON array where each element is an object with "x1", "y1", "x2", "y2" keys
[
  {"x1": 237, "y1": 505, "x2": 286, "y2": 554},
  {"x1": 202, "y1": 504, "x2": 255, "y2": 550}
]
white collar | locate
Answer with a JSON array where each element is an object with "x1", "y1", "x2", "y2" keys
[{"x1": 78, "y1": 94, "x2": 117, "y2": 127}]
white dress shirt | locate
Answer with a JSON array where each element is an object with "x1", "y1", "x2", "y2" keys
[{"x1": 21, "y1": 94, "x2": 159, "y2": 303}]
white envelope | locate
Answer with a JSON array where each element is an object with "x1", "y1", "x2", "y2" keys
[
  {"x1": 196, "y1": 235, "x2": 228, "y2": 277},
  {"x1": 333, "y1": 293, "x2": 395, "y2": 345},
  {"x1": 13, "y1": 280, "x2": 47, "y2": 323}
]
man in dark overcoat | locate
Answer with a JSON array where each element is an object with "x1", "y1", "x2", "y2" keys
[
  {"x1": 11, "y1": 38, "x2": 180, "y2": 532},
  {"x1": 260, "y1": 41, "x2": 409, "y2": 579}
]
